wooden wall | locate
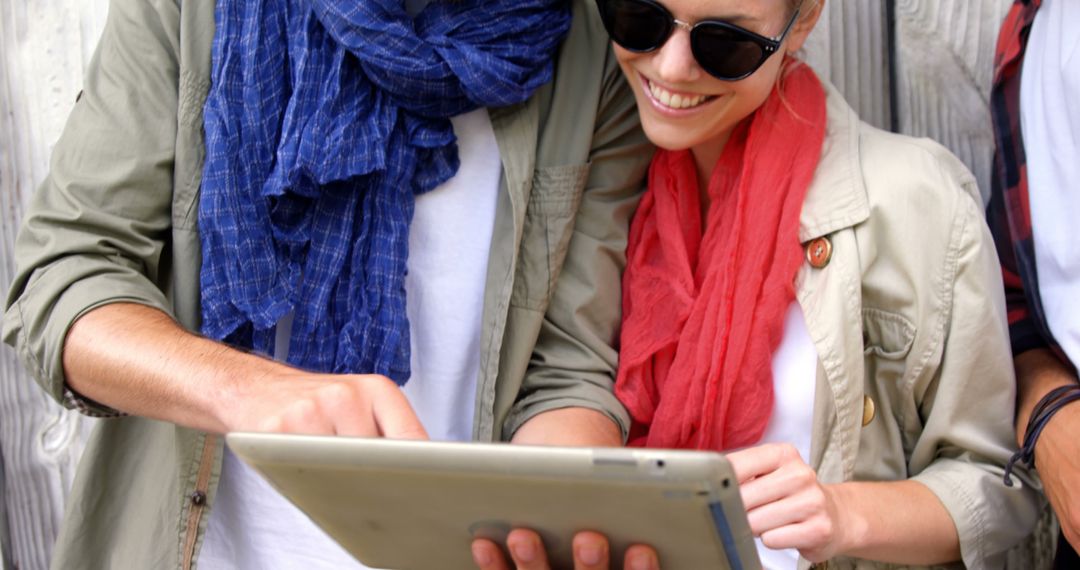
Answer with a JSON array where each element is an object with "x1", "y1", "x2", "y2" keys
[
  {"x1": 804, "y1": 0, "x2": 1010, "y2": 205},
  {"x1": 0, "y1": 2, "x2": 108, "y2": 569},
  {"x1": 893, "y1": 0, "x2": 1011, "y2": 204},
  {"x1": 0, "y1": 1, "x2": 1046, "y2": 569}
]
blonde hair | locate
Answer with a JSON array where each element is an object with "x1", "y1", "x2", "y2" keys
[
  {"x1": 791, "y1": 0, "x2": 821, "y2": 14},
  {"x1": 775, "y1": 0, "x2": 824, "y2": 124}
]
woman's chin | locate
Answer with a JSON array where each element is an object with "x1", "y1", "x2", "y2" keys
[{"x1": 641, "y1": 127, "x2": 701, "y2": 153}]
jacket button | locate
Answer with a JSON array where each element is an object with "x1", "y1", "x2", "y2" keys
[
  {"x1": 190, "y1": 490, "x2": 207, "y2": 506},
  {"x1": 805, "y1": 236, "x2": 832, "y2": 268},
  {"x1": 862, "y1": 395, "x2": 876, "y2": 426}
]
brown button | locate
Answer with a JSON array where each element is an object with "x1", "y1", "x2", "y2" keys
[
  {"x1": 805, "y1": 236, "x2": 833, "y2": 268},
  {"x1": 862, "y1": 395, "x2": 876, "y2": 426},
  {"x1": 190, "y1": 490, "x2": 207, "y2": 506}
]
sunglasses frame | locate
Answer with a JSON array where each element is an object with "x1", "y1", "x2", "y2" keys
[{"x1": 596, "y1": 0, "x2": 803, "y2": 81}]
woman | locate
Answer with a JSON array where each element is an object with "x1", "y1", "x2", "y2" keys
[{"x1": 474, "y1": 0, "x2": 1042, "y2": 569}]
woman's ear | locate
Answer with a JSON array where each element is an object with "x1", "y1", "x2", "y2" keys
[{"x1": 785, "y1": 0, "x2": 825, "y2": 55}]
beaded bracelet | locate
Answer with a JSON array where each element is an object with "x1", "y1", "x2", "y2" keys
[{"x1": 1004, "y1": 383, "x2": 1080, "y2": 487}]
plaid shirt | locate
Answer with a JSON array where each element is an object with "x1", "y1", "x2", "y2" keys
[{"x1": 987, "y1": 0, "x2": 1061, "y2": 357}]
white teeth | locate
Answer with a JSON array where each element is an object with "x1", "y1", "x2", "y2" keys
[{"x1": 648, "y1": 80, "x2": 708, "y2": 109}]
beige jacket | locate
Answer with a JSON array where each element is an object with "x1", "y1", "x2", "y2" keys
[{"x1": 797, "y1": 85, "x2": 1042, "y2": 569}]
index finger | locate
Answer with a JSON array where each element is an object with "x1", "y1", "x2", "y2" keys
[
  {"x1": 726, "y1": 443, "x2": 796, "y2": 482},
  {"x1": 372, "y1": 385, "x2": 429, "y2": 440}
]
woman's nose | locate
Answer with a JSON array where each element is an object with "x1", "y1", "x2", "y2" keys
[{"x1": 652, "y1": 25, "x2": 703, "y2": 84}]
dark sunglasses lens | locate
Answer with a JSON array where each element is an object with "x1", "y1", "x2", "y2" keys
[
  {"x1": 600, "y1": 0, "x2": 672, "y2": 52},
  {"x1": 692, "y1": 25, "x2": 768, "y2": 79}
]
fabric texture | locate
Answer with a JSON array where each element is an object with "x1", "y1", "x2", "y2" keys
[
  {"x1": 199, "y1": 109, "x2": 501, "y2": 570},
  {"x1": 988, "y1": 0, "x2": 1059, "y2": 359},
  {"x1": 199, "y1": 0, "x2": 570, "y2": 381},
  {"x1": 1018, "y1": 0, "x2": 1080, "y2": 369},
  {"x1": 753, "y1": 302, "x2": 817, "y2": 569},
  {"x1": 616, "y1": 61, "x2": 827, "y2": 451}
]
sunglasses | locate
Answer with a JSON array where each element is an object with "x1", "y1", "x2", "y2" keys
[{"x1": 595, "y1": 0, "x2": 802, "y2": 81}]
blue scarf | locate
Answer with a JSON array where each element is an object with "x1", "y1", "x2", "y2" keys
[{"x1": 199, "y1": 0, "x2": 571, "y2": 382}]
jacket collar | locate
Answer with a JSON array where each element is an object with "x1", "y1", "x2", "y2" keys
[{"x1": 798, "y1": 81, "x2": 871, "y2": 243}]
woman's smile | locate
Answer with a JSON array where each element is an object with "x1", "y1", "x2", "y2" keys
[{"x1": 640, "y1": 73, "x2": 718, "y2": 114}]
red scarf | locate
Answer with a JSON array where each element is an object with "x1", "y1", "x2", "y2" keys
[{"x1": 616, "y1": 62, "x2": 827, "y2": 451}]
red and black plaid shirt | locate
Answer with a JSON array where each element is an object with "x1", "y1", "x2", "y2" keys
[{"x1": 988, "y1": 0, "x2": 1060, "y2": 357}]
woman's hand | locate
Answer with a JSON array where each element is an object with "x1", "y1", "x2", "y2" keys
[
  {"x1": 471, "y1": 529, "x2": 658, "y2": 570},
  {"x1": 727, "y1": 443, "x2": 850, "y2": 563}
]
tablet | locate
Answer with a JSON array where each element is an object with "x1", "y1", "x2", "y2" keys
[{"x1": 226, "y1": 433, "x2": 760, "y2": 570}]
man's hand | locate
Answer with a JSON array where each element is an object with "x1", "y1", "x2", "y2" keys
[
  {"x1": 1016, "y1": 348, "x2": 1080, "y2": 550},
  {"x1": 63, "y1": 302, "x2": 427, "y2": 439},
  {"x1": 222, "y1": 371, "x2": 427, "y2": 438},
  {"x1": 471, "y1": 529, "x2": 658, "y2": 570},
  {"x1": 470, "y1": 409, "x2": 647, "y2": 569},
  {"x1": 1032, "y1": 403, "x2": 1080, "y2": 549}
]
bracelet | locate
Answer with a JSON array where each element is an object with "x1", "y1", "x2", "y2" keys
[{"x1": 1004, "y1": 383, "x2": 1080, "y2": 487}]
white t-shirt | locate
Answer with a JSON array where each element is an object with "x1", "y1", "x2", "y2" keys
[
  {"x1": 199, "y1": 107, "x2": 501, "y2": 570},
  {"x1": 754, "y1": 303, "x2": 818, "y2": 570},
  {"x1": 1021, "y1": 0, "x2": 1080, "y2": 368}
]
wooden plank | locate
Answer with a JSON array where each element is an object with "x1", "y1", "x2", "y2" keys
[
  {"x1": 0, "y1": 1, "x2": 108, "y2": 569},
  {"x1": 804, "y1": 0, "x2": 1008, "y2": 205},
  {"x1": 894, "y1": 0, "x2": 1011, "y2": 204},
  {"x1": 803, "y1": 0, "x2": 892, "y2": 131},
  {"x1": 1, "y1": 450, "x2": 9, "y2": 570}
]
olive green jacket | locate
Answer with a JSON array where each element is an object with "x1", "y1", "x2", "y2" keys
[{"x1": 2, "y1": 1, "x2": 651, "y2": 568}]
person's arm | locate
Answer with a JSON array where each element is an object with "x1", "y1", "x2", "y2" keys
[
  {"x1": 1014, "y1": 348, "x2": 1080, "y2": 550},
  {"x1": 900, "y1": 162, "x2": 1041, "y2": 566},
  {"x1": 3, "y1": 0, "x2": 424, "y2": 440},
  {"x1": 510, "y1": 408, "x2": 622, "y2": 447},
  {"x1": 499, "y1": 0, "x2": 652, "y2": 444},
  {"x1": 63, "y1": 302, "x2": 426, "y2": 437},
  {"x1": 726, "y1": 443, "x2": 959, "y2": 564}
]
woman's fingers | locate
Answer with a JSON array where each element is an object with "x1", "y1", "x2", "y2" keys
[
  {"x1": 744, "y1": 477, "x2": 827, "y2": 535},
  {"x1": 739, "y1": 450, "x2": 819, "y2": 511},
  {"x1": 759, "y1": 517, "x2": 838, "y2": 561},
  {"x1": 726, "y1": 442, "x2": 801, "y2": 483},
  {"x1": 726, "y1": 442, "x2": 841, "y2": 559}
]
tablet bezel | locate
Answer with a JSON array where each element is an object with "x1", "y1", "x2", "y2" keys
[{"x1": 226, "y1": 433, "x2": 760, "y2": 570}]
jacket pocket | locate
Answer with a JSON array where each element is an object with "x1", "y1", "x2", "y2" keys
[
  {"x1": 510, "y1": 163, "x2": 590, "y2": 311},
  {"x1": 861, "y1": 308, "x2": 920, "y2": 456},
  {"x1": 861, "y1": 307, "x2": 916, "y2": 360},
  {"x1": 862, "y1": 307, "x2": 917, "y2": 401}
]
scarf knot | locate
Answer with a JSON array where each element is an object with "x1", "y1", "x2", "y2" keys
[{"x1": 199, "y1": 0, "x2": 570, "y2": 380}]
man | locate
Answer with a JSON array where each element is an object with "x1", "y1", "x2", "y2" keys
[
  {"x1": 2, "y1": 0, "x2": 653, "y2": 568},
  {"x1": 989, "y1": 0, "x2": 1080, "y2": 567}
]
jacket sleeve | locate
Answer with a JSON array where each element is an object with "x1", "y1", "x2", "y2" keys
[
  {"x1": 2, "y1": 0, "x2": 182, "y2": 415},
  {"x1": 501, "y1": 4, "x2": 653, "y2": 439},
  {"x1": 909, "y1": 172, "x2": 1042, "y2": 568}
]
